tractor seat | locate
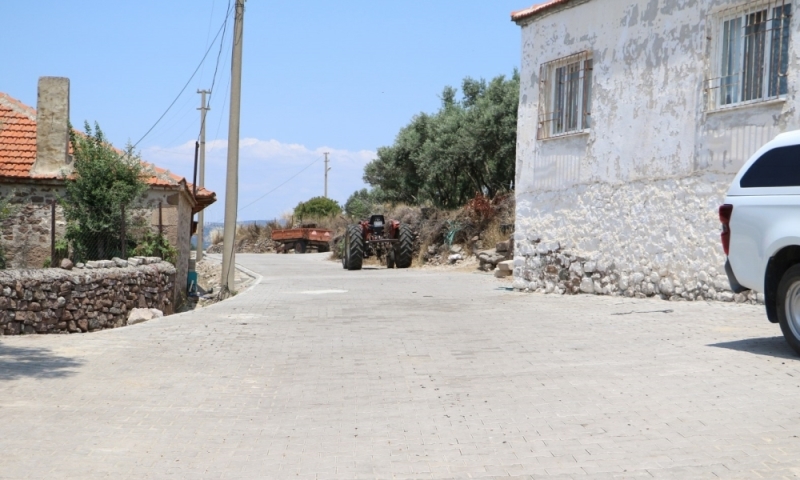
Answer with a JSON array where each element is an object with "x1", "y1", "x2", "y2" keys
[{"x1": 370, "y1": 215, "x2": 385, "y2": 235}]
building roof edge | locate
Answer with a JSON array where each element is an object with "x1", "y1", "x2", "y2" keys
[{"x1": 511, "y1": 0, "x2": 575, "y2": 24}]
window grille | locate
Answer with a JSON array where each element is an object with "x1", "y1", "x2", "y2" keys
[
  {"x1": 538, "y1": 52, "x2": 593, "y2": 139},
  {"x1": 707, "y1": 0, "x2": 791, "y2": 110}
]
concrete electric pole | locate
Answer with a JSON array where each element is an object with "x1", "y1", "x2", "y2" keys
[
  {"x1": 196, "y1": 89, "x2": 210, "y2": 263},
  {"x1": 324, "y1": 152, "x2": 330, "y2": 198},
  {"x1": 220, "y1": 0, "x2": 245, "y2": 297}
]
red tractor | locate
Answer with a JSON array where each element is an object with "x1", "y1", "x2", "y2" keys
[{"x1": 342, "y1": 214, "x2": 414, "y2": 270}]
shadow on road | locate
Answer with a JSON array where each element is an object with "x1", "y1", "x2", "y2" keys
[
  {"x1": 709, "y1": 336, "x2": 799, "y2": 360},
  {"x1": 0, "y1": 343, "x2": 82, "y2": 381}
]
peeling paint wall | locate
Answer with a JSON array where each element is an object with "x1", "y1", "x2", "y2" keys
[{"x1": 514, "y1": 0, "x2": 800, "y2": 300}]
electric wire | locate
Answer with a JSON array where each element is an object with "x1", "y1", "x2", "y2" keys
[
  {"x1": 198, "y1": 0, "x2": 217, "y2": 86},
  {"x1": 213, "y1": 72, "x2": 232, "y2": 142},
  {"x1": 206, "y1": 155, "x2": 325, "y2": 223},
  {"x1": 237, "y1": 156, "x2": 325, "y2": 213},
  {"x1": 197, "y1": 0, "x2": 232, "y2": 142},
  {"x1": 131, "y1": 3, "x2": 233, "y2": 149}
]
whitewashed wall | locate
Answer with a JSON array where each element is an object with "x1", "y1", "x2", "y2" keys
[{"x1": 514, "y1": 0, "x2": 800, "y2": 301}]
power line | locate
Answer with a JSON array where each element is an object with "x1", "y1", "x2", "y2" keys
[
  {"x1": 131, "y1": 3, "x2": 233, "y2": 149},
  {"x1": 198, "y1": 0, "x2": 217, "y2": 85},
  {"x1": 213, "y1": 70, "x2": 232, "y2": 141},
  {"x1": 206, "y1": 155, "x2": 326, "y2": 224},
  {"x1": 237, "y1": 156, "x2": 326, "y2": 214},
  {"x1": 198, "y1": 0, "x2": 232, "y2": 142}
]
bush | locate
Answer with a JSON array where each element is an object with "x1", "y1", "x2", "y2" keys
[
  {"x1": 63, "y1": 122, "x2": 147, "y2": 261},
  {"x1": 132, "y1": 230, "x2": 177, "y2": 264},
  {"x1": 294, "y1": 196, "x2": 341, "y2": 220},
  {"x1": 210, "y1": 227, "x2": 224, "y2": 245}
]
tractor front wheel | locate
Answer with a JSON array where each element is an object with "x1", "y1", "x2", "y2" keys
[
  {"x1": 395, "y1": 224, "x2": 413, "y2": 268},
  {"x1": 387, "y1": 249, "x2": 396, "y2": 269},
  {"x1": 343, "y1": 225, "x2": 364, "y2": 270}
]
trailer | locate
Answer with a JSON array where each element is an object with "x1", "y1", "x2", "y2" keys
[{"x1": 272, "y1": 227, "x2": 333, "y2": 253}]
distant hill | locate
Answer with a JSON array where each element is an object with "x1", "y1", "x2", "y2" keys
[{"x1": 196, "y1": 220, "x2": 277, "y2": 249}]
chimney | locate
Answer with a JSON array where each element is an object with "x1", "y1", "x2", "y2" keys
[{"x1": 32, "y1": 77, "x2": 71, "y2": 176}]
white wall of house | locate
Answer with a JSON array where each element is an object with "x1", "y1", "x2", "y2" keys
[{"x1": 514, "y1": 0, "x2": 800, "y2": 301}]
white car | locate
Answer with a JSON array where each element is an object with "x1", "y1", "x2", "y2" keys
[{"x1": 722, "y1": 130, "x2": 800, "y2": 355}]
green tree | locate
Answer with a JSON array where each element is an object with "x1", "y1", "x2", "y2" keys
[
  {"x1": 63, "y1": 122, "x2": 148, "y2": 261},
  {"x1": 294, "y1": 196, "x2": 342, "y2": 220},
  {"x1": 344, "y1": 188, "x2": 385, "y2": 219},
  {"x1": 362, "y1": 71, "x2": 519, "y2": 208}
]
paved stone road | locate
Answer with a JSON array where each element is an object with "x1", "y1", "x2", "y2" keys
[{"x1": 1, "y1": 253, "x2": 800, "y2": 479}]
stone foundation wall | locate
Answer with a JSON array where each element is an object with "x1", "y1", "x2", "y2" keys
[
  {"x1": 0, "y1": 185, "x2": 66, "y2": 269},
  {"x1": 0, "y1": 257, "x2": 175, "y2": 335},
  {"x1": 513, "y1": 173, "x2": 762, "y2": 304}
]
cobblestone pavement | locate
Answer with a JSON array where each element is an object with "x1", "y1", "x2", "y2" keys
[{"x1": 1, "y1": 253, "x2": 800, "y2": 479}]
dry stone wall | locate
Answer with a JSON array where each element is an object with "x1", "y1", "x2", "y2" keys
[{"x1": 0, "y1": 257, "x2": 175, "y2": 336}]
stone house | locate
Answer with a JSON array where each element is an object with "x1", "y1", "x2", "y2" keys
[
  {"x1": 0, "y1": 77, "x2": 216, "y2": 305},
  {"x1": 510, "y1": 0, "x2": 796, "y2": 301}
]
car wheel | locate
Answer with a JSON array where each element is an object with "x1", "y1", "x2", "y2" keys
[{"x1": 777, "y1": 264, "x2": 800, "y2": 356}]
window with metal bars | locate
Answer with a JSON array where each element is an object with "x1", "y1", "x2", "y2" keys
[
  {"x1": 538, "y1": 52, "x2": 593, "y2": 139},
  {"x1": 709, "y1": 1, "x2": 791, "y2": 109}
]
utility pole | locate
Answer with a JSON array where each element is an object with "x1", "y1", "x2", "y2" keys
[
  {"x1": 220, "y1": 0, "x2": 245, "y2": 298},
  {"x1": 196, "y1": 89, "x2": 210, "y2": 263},
  {"x1": 324, "y1": 152, "x2": 331, "y2": 198}
]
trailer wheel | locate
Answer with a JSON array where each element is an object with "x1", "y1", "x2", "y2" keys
[
  {"x1": 395, "y1": 224, "x2": 413, "y2": 268},
  {"x1": 294, "y1": 240, "x2": 306, "y2": 254},
  {"x1": 318, "y1": 243, "x2": 330, "y2": 253},
  {"x1": 344, "y1": 225, "x2": 364, "y2": 270}
]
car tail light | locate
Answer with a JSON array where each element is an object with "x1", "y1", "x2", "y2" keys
[{"x1": 719, "y1": 204, "x2": 733, "y2": 255}]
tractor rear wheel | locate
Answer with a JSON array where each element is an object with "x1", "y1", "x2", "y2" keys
[
  {"x1": 344, "y1": 225, "x2": 364, "y2": 270},
  {"x1": 395, "y1": 224, "x2": 413, "y2": 268}
]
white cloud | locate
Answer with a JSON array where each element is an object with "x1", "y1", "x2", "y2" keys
[{"x1": 141, "y1": 138, "x2": 377, "y2": 222}]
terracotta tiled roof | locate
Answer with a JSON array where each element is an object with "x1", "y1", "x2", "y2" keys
[
  {"x1": 0, "y1": 92, "x2": 215, "y2": 207},
  {"x1": 0, "y1": 93, "x2": 38, "y2": 178},
  {"x1": 511, "y1": 0, "x2": 573, "y2": 23}
]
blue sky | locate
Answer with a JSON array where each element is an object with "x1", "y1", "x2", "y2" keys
[{"x1": 1, "y1": 1, "x2": 531, "y2": 222}]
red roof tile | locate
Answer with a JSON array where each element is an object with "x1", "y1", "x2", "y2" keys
[
  {"x1": 511, "y1": 0, "x2": 573, "y2": 23},
  {"x1": 0, "y1": 93, "x2": 38, "y2": 178},
  {"x1": 0, "y1": 92, "x2": 215, "y2": 207}
]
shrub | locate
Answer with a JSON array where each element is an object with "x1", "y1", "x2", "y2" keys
[
  {"x1": 132, "y1": 230, "x2": 177, "y2": 264},
  {"x1": 210, "y1": 227, "x2": 224, "y2": 245},
  {"x1": 63, "y1": 122, "x2": 147, "y2": 261},
  {"x1": 294, "y1": 196, "x2": 342, "y2": 220}
]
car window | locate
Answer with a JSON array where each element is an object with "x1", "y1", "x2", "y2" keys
[{"x1": 740, "y1": 145, "x2": 800, "y2": 188}]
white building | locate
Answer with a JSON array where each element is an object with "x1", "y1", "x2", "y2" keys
[{"x1": 511, "y1": 0, "x2": 796, "y2": 301}]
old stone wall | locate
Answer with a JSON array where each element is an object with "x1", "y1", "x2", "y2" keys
[
  {"x1": 140, "y1": 189, "x2": 193, "y2": 306},
  {"x1": 0, "y1": 184, "x2": 66, "y2": 269},
  {"x1": 0, "y1": 185, "x2": 192, "y2": 306},
  {"x1": 0, "y1": 257, "x2": 175, "y2": 336},
  {"x1": 513, "y1": 173, "x2": 765, "y2": 303}
]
